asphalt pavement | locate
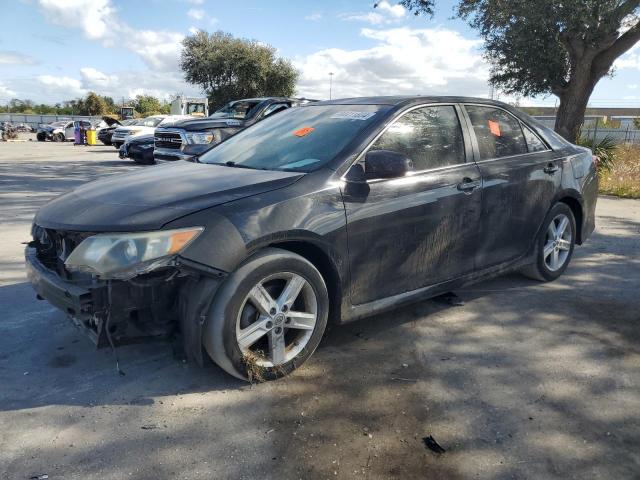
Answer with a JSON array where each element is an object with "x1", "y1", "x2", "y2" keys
[{"x1": 1, "y1": 139, "x2": 639, "y2": 479}]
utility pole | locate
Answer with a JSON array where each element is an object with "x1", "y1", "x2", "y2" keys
[{"x1": 329, "y1": 72, "x2": 334, "y2": 100}]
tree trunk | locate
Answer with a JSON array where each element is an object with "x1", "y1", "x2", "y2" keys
[{"x1": 554, "y1": 74, "x2": 599, "y2": 143}]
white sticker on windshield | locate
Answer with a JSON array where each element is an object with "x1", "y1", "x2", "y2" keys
[
  {"x1": 330, "y1": 111, "x2": 376, "y2": 121},
  {"x1": 225, "y1": 120, "x2": 242, "y2": 126}
]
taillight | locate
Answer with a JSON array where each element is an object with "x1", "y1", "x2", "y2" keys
[{"x1": 592, "y1": 155, "x2": 599, "y2": 168}]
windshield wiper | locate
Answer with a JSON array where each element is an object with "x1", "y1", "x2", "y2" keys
[{"x1": 224, "y1": 161, "x2": 264, "y2": 170}]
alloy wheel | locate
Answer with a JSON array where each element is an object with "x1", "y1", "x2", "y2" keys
[
  {"x1": 543, "y1": 213, "x2": 572, "y2": 271},
  {"x1": 236, "y1": 272, "x2": 317, "y2": 367}
]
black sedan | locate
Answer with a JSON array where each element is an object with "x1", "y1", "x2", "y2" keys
[
  {"x1": 119, "y1": 134, "x2": 155, "y2": 164},
  {"x1": 25, "y1": 96, "x2": 598, "y2": 381}
]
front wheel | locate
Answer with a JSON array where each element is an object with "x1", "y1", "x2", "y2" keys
[
  {"x1": 203, "y1": 248, "x2": 329, "y2": 381},
  {"x1": 521, "y1": 203, "x2": 576, "y2": 282}
]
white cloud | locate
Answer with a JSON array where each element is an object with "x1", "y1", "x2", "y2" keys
[
  {"x1": 305, "y1": 13, "x2": 323, "y2": 21},
  {"x1": 0, "y1": 81, "x2": 16, "y2": 99},
  {"x1": 187, "y1": 8, "x2": 205, "y2": 20},
  {"x1": 183, "y1": 0, "x2": 204, "y2": 4},
  {"x1": 38, "y1": 0, "x2": 115, "y2": 40},
  {"x1": 615, "y1": 42, "x2": 640, "y2": 70},
  {"x1": 79, "y1": 67, "x2": 118, "y2": 89},
  {"x1": 36, "y1": 0, "x2": 185, "y2": 72},
  {"x1": 0, "y1": 51, "x2": 39, "y2": 65},
  {"x1": 628, "y1": 84, "x2": 638, "y2": 90},
  {"x1": 295, "y1": 27, "x2": 489, "y2": 100},
  {"x1": 375, "y1": 1, "x2": 406, "y2": 19},
  {"x1": 339, "y1": 1, "x2": 406, "y2": 25},
  {"x1": 36, "y1": 75, "x2": 87, "y2": 99}
]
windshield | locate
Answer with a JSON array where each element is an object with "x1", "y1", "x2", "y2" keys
[
  {"x1": 138, "y1": 117, "x2": 164, "y2": 127},
  {"x1": 50, "y1": 121, "x2": 68, "y2": 127},
  {"x1": 187, "y1": 103, "x2": 206, "y2": 115},
  {"x1": 198, "y1": 104, "x2": 387, "y2": 172},
  {"x1": 210, "y1": 100, "x2": 262, "y2": 119}
]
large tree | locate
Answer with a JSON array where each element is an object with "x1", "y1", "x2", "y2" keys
[
  {"x1": 180, "y1": 30, "x2": 299, "y2": 108},
  {"x1": 132, "y1": 94, "x2": 169, "y2": 116},
  {"x1": 83, "y1": 92, "x2": 109, "y2": 116},
  {"x1": 394, "y1": 0, "x2": 640, "y2": 141}
]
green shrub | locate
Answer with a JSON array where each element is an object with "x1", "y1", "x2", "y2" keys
[{"x1": 576, "y1": 135, "x2": 617, "y2": 173}]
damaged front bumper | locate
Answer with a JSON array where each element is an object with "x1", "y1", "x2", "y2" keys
[{"x1": 25, "y1": 246, "x2": 225, "y2": 364}]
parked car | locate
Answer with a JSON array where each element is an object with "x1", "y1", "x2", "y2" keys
[
  {"x1": 110, "y1": 116, "x2": 167, "y2": 149},
  {"x1": 98, "y1": 118, "x2": 135, "y2": 146},
  {"x1": 111, "y1": 115, "x2": 191, "y2": 149},
  {"x1": 25, "y1": 96, "x2": 598, "y2": 381},
  {"x1": 119, "y1": 133, "x2": 155, "y2": 164},
  {"x1": 36, "y1": 120, "x2": 92, "y2": 142},
  {"x1": 154, "y1": 97, "x2": 314, "y2": 162}
]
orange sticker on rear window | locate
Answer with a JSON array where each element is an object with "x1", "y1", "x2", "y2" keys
[
  {"x1": 293, "y1": 127, "x2": 315, "y2": 137},
  {"x1": 488, "y1": 120, "x2": 501, "y2": 136}
]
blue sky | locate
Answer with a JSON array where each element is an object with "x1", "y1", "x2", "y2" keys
[{"x1": 1, "y1": 0, "x2": 639, "y2": 106}]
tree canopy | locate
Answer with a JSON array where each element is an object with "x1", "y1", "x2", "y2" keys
[
  {"x1": 132, "y1": 95, "x2": 170, "y2": 116},
  {"x1": 180, "y1": 30, "x2": 299, "y2": 108},
  {"x1": 392, "y1": 0, "x2": 640, "y2": 141}
]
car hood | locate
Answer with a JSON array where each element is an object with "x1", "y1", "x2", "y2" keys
[
  {"x1": 166, "y1": 117, "x2": 247, "y2": 131},
  {"x1": 35, "y1": 162, "x2": 304, "y2": 231}
]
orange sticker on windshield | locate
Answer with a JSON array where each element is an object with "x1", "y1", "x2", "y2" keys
[
  {"x1": 488, "y1": 120, "x2": 501, "y2": 136},
  {"x1": 293, "y1": 127, "x2": 315, "y2": 137}
]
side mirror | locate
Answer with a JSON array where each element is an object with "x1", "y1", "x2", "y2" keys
[{"x1": 364, "y1": 150, "x2": 413, "y2": 179}]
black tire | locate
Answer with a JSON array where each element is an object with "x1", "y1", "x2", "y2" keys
[
  {"x1": 53, "y1": 132, "x2": 65, "y2": 142},
  {"x1": 36, "y1": 132, "x2": 46, "y2": 142},
  {"x1": 203, "y1": 248, "x2": 329, "y2": 381},
  {"x1": 521, "y1": 203, "x2": 576, "y2": 282}
]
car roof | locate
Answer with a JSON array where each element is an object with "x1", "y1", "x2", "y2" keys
[{"x1": 317, "y1": 96, "x2": 512, "y2": 108}]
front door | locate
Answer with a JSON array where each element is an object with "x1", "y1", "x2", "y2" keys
[
  {"x1": 462, "y1": 104, "x2": 563, "y2": 269},
  {"x1": 342, "y1": 104, "x2": 482, "y2": 305}
]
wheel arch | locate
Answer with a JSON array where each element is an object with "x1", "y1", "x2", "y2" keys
[
  {"x1": 557, "y1": 194, "x2": 584, "y2": 244},
  {"x1": 264, "y1": 239, "x2": 343, "y2": 324}
]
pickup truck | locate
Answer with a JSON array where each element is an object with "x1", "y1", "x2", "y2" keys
[{"x1": 153, "y1": 97, "x2": 314, "y2": 162}]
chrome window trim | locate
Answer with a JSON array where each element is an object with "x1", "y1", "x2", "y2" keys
[{"x1": 341, "y1": 102, "x2": 470, "y2": 184}]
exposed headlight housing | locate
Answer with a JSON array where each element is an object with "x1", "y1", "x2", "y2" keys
[
  {"x1": 127, "y1": 129, "x2": 142, "y2": 135},
  {"x1": 64, "y1": 227, "x2": 203, "y2": 279},
  {"x1": 185, "y1": 130, "x2": 221, "y2": 145}
]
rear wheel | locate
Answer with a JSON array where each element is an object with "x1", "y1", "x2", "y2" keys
[
  {"x1": 53, "y1": 132, "x2": 65, "y2": 142},
  {"x1": 203, "y1": 248, "x2": 329, "y2": 381},
  {"x1": 521, "y1": 203, "x2": 576, "y2": 282}
]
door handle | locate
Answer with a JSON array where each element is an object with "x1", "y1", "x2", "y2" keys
[
  {"x1": 457, "y1": 178, "x2": 481, "y2": 192},
  {"x1": 543, "y1": 163, "x2": 559, "y2": 174}
]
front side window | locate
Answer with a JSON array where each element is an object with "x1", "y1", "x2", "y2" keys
[
  {"x1": 199, "y1": 104, "x2": 388, "y2": 172},
  {"x1": 368, "y1": 105, "x2": 465, "y2": 172},
  {"x1": 465, "y1": 105, "x2": 528, "y2": 160}
]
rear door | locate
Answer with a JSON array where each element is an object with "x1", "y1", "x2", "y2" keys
[
  {"x1": 462, "y1": 104, "x2": 562, "y2": 269},
  {"x1": 342, "y1": 104, "x2": 482, "y2": 305}
]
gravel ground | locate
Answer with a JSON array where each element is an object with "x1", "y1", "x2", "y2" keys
[{"x1": 1, "y1": 139, "x2": 639, "y2": 479}]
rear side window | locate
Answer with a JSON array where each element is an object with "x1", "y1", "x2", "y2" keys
[
  {"x1": 369, "y1": 105, "x2": 465, "y2": 171},
  {"x1": 522, "y1": 125, "x2": 548, "y2": 152},
  {"x1": 465, "y1": 105, "x2": 527, "y2": 160}
]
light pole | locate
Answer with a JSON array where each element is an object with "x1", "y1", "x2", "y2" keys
[{"x1": 329, "y1": 72, "x2": 334, "y2": 100}]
